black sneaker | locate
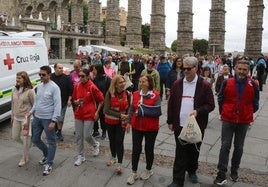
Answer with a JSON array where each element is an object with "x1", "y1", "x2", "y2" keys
[
  {"x1": 230, "y1": 172, "x2": 238, "y2": 182},
  {"x1": 92, "y1": 131, "x2": 100, "y2": 137},
  {"x1": 101, "y1": 133, "x2": 106, "y2": 140},
  {"x1": 39, "y1": 156, "x2": 47, "y2": 165},
  {"x1": 56, "y1": 131, "x2": 64, "y2": 141},
  {"x1": 188, "y1": 173, "x2": 198, "y2": 183},
  {"x1": 214, "y1": 172, "x2": 227, "y2": 186}
]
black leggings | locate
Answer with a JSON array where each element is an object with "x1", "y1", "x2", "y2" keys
[
  {"x1": 107, "y1": 123, "x2": 125, "y2": 163},
  {"x1": 131, "y1": 129, "x2": 158, "y2": 171}
]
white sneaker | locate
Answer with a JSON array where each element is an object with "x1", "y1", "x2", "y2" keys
[
  {"x1": 43, "y1": 164, "x2": 52, "y2": 176},
  {"x1": 74, "y1": 155, "x2": 86, "y2": 166},
  {"x1": 127, "y1": 172, "x2": 139, "y2": 185},
  {"x1": 92, "y1": 142, "x2": 100, "y2": 157},
  {"x1": 140, "y1": 170, "x2": 153, "y2": 180}
]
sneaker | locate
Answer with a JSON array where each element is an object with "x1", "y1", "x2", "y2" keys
[
  {"x1": 43, "y1": 164, "x2": 52, "y2": 176},
  {"x1": 140, "y1": 170, "x2": 153, "y2": 180},
  {"x1": 127, "y1": 172, "x2": 139, "y2": 185},
  {"x1": 92, "y1": 142, "x2": 100, "y2": 157},
  {"x1": 74, "y1": 155, "x2": 86, "y2": 166},
  {"x1": 101, "y1": 133, "x2": 106, "y2": 140},
  {"x1": 188, "y1": 173, "x2": 198, "y2": 183},
  {"x1": 115, "y1": 164, "x2": 122, "y2": 174},
  {"x1": 56, "y1": 131, "x2": 64, "y2": 141},
  {"x1": 18, "y1": 158, "x2": 29, "y2": 167},
  {"x1": 214, "y1": 172, "x2": 227, "y2": 186},
  {"x1": 106, "y1": 157, "x2": 117, "y2": 166},
  {"x1": 39, "y1": 156, "x2": 47, "y2": 165},
  {"x1": 92, "y1": 131, "x2": 100, "y2": 138},
  {"x1": 230, "y1": 172, "x2": 238, "y2": 182}
]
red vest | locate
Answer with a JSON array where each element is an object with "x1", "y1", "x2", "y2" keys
[
  {"x1": 105, "y1": 91, "x2": 129, "y2": 125},
  {"x1": 131, "y1": 90, "x2": 160, "y2": 131},
  {"x1": 221, "y1": 78, "x2": 255, "y2": 124}
]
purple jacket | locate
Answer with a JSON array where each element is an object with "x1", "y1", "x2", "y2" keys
[{"x1": 167, "y1": 76, "x2": 215, "y2": 131}]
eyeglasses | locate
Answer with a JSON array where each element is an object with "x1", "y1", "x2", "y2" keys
[
  {"x1": 147, "y1": 62, "x2": 153, "y2": 65},
  {"x1": 39, "y1": 73, "x2": 47, "y2": 77},
  {"x1": 182, "y1": 67, "x2": 195, "y2": 71},
  {"x1": 79, "y1": 74, "x2": 86, "y2": 78}
]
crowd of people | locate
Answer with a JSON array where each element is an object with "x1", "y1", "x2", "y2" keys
[{"x1": 10, "y1": 50, "x2": 265, "y2": 186}]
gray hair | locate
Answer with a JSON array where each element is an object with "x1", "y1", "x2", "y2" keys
[{"x1": 183, "y1": 56, "x2": 198, "y2": 67}]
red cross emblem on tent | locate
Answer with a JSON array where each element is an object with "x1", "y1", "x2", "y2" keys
[{"x1": 4, "y1": 53, "x2": 14, "y2": 70}]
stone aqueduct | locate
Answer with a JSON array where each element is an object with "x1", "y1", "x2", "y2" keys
[{"x1": 0, "y1": 0, "x2": 265, "y2": 59}]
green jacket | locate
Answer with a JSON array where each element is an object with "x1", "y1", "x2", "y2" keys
[{"x1": 141, "y1": 68, "x2": 160, "y2": 91}]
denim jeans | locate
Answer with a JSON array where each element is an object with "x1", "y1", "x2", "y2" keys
[
  {"x1": 217, "y1": 121, "x2": 249, "y2": 174},
  {"x1": 31, "y1": 117, "x2": 56, "y2": 166}
]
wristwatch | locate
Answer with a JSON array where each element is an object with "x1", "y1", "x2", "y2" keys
[{"x1": 51, "y1": 120, "x2": 56, "y2": 124}]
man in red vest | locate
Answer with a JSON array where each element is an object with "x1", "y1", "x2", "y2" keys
[{"x1": 214, "y1": 58, "x2": 259, "y2": 185}]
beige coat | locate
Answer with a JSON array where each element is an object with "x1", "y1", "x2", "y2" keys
[{"x1": 11, "y1": 87, "x2": 35, "y2": 118}]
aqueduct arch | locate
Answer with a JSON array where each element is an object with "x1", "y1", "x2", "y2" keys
[{"x1": 1, "y1": 0, "x2": 265, "y2": 58}]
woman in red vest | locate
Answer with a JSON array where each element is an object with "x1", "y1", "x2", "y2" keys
[
  {"x1": 104, "y1": 75, "x2": 132, "y2": 174},
  {"x1": 127, "y1": 75, "x2": 161, "y2": 185}
]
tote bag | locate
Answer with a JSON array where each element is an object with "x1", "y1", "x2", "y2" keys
[{"x1": 178, "y1": 115, "x2": 202, "y2": 144}]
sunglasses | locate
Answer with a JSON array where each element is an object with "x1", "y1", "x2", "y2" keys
[
  {"x1": 182, "y1": 67, "x2": 195, "y2": 71},
  {"x1": 39, "y1": 73, "x2": 47, "y2": 77},
  {"x1": 147, "y1": 62, "x2": 153, "y2": 65},
  {"x1": 79, "y1": 74, "x2": 86, "y2": 78}
]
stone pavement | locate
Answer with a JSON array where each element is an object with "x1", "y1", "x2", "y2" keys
[{"x1": 0, "y1": 79, "x2": 267, "y2": 187}]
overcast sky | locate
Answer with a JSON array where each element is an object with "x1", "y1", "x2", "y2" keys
[{"x1": 101, "y1": 0, "x2": 268, "y2": 53}]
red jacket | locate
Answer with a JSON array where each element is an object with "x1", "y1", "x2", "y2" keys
[
  {"x1": 73, "y1": 80, "x2": 104, "y2": 121},
  {"x1": 105, "y1": 91, "x2": 130, "y2": 125},
  {"x1": 220, "y1": 78, "x2": 257, "y2": 124},
  {"x1": 131, "y1": 90, "x2": 160, "y2": 131}
]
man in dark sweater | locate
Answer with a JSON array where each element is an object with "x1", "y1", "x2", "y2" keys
[{"x1": 51, "y1": 63, "x2": 73, "y2": 141}]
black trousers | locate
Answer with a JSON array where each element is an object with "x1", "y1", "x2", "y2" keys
[
  {"x1": 107, "y1": 123, "x2": 125, "y2": 163},
  {"x1": 131, "y1": 128, "x2": 158, "y2": 171},
  {"x1": 172, "y1": 128, "x2": 204, "y2": 186},
  {"x1": 93, "y1": 107, "x2": 106, "y2": 134}
]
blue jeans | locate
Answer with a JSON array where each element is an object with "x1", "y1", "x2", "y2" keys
[
  {"x1": 31, "y1": 117, "x2": 56, "y2": 166},
  {"x1": 217, "y1": 121, "x2": 249, "y2": 174}
]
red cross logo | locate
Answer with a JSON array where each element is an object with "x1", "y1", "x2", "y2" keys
[{"x1": 4, "y1": 53, "x2": 14, "y2": 70}]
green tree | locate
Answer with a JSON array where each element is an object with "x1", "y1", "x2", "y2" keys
[
  {"x1": 193, "y1": 39, "x2": 208, "y2": 55},
  {"x1": 142, "y1": 24, "x2": 150, "y2": 48},
  {"x1": 171, "y1": 40, "x2": 177, "y2": 52}
]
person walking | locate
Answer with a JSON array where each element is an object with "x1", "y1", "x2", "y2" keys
[
  {"x1": 72, "y1": 68, "x2": 104, "y2": 166},
  {"x1": 92, "y1": 65, "x2": 111, "y2": 139},
  {"x1": 51, "y1": 63, "x2": 73, "y2": 141},
  {"x1": 167, "y1": 57, "x2": 215, "y2": 187},
  {"x1": 141, "y1": 58, "x2": 160, "y2": 92},
  {"x1": 29, "y1": 65, "x2": 61, "y2": 176},
  {"x1": 157, "y1": 55, "x2": 171, "y2": 99},
  {"x1": 11, "y1": 71, "x2": 35, "y2": 167},
  {"x1": 166, "y1": 57, "x2": 184, "y2": 99},
  {"x1": 104, "y1": 75, "x2": 132, "y2": 174},
  {"x1": 131, "y1": 54, "x2": 145, "y2": 92},
  {"x1": 126, "y1": 75, "x2": 161, "y2": 185},
  {"x1": 214, "y1": 59, "x2": 259, "y2": 186},
  {"x1": 256, "y1": 54, "x2": 267, "y2": 91}
]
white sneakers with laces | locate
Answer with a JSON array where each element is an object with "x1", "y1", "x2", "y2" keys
[
  {"x1": 43, "y1": 164, "x2": 52, "y2": 176},
  {"x1": 140, "y1": 170, "x2": 154, "y2": 180},
  {"x1": 74, "y1": 155, "x2": 86, "y2": 166},
  {"x1": 92, "y1": 142, "x2": 100, "y2": 157},
  {"x1": 127, "y1": 172, "x2": 139, "y2": 185}
]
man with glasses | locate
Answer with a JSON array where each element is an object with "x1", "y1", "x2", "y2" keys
[
  {"x1": 29, "y1": 65, "x2": 61, "y2": 176},
  {"x1": 167, "y1": 57, "x2": 215, "y2": 187}
]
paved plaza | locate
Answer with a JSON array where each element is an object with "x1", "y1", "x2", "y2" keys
[{"x1": 0, "y1": 65, "x2": 267, "y2": 186}]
